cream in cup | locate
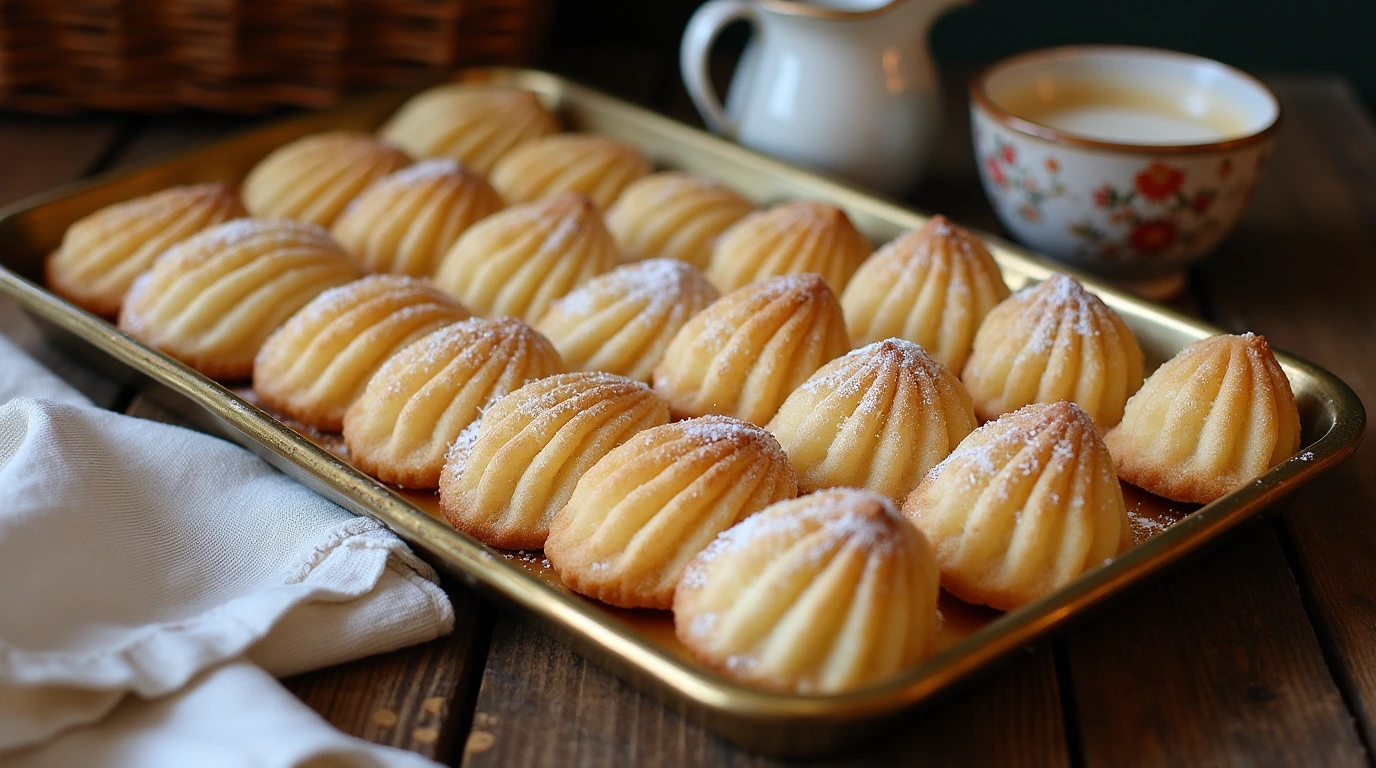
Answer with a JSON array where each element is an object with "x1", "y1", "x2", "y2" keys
[{"x1": 970, "y1": 45, "x2": 1280, "y2": 298}]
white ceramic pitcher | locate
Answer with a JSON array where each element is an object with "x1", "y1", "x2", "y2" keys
[{"x1": 681, "y1": 0, "x2": 963, "y2": 195}]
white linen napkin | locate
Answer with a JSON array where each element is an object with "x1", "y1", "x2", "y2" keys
[{"x1": 0, "y1": 320, "x2": 454, "y2": 767}]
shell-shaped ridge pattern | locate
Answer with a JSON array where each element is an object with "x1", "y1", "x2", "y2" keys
[
  {"x1": 546, "y1": 415, "x2": 798, "y2": 609},
  {"x1": 1106, "y1": 332, "x2": 1301, "y2": 503},
  {"x1": 961, "y1": 273, "x2": 1144, "y2": 428},
  {"x1": 902, "y1": 400, "x2": 1131, "y2": 611},
  {"x1": 674, "y1": 488, "x2": 941, "y2": 693},
  {"x1": 253, "y1": 274, "x2": 470, "y2": 431},
  {"x1": 342, "y1": 316, "x2": 563, "y2": 488},
  {"x1": 439, "y1": 371, "x2": 670, "y2": 549},
  {"x1": 652, "y1": 274, "x2": 850, "y2": 426},
  {"x1": 768, "y1": 338, "x2": 977, "y2": 501}
]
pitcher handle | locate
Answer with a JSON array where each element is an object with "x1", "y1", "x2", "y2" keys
[{"x1": 680, "y1": 0, "x2": 757, "y2": 138}]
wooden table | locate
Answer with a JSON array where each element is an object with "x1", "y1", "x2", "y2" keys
[{"x1": 2, "y1": 67, "x2": 1374, "y2": 767}]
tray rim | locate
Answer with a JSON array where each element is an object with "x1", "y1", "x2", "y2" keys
[{"x1": 0, "y1": 66, "x2": 1365, "y2": 753}]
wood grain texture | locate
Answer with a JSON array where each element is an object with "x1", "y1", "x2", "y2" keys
[
  {"x1": 1198, "y1": 76, "x2": 1376, "y2": 753},
  {"x1": 460, "y1": 617, "x2": 1068, "y2": 768},
  {"x1": 283, "y1": 602, "x2": 494, "y2": 762},
  {"x1": 1065, "y1": 521, "x2": 1366, "y2": 767}
]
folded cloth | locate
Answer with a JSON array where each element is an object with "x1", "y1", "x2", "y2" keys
[
  {"x1": 0, "y1": 326, "x2": 453, "y2": 766},
  {"x1": 7, "y1": 661, "x2": 441, "y2": 768}
]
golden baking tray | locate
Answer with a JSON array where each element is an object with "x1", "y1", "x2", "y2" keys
[{"x1": 0, "y1": 68, "x2": 1364, "y2": 757}]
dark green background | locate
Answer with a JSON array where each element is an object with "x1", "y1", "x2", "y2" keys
[{"x1": 545, "y1": 0, "x2": 1375, "y2": 107}]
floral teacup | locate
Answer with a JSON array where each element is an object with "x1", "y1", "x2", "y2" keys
[{"x1": 970, "y1": 46, "x2": 1280, "y2": 297}]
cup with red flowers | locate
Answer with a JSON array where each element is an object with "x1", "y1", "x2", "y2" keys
[{"x1": 970, "y1": 46, "x2": 1280, "y2": 298}]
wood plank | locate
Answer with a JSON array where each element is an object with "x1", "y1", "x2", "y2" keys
[
  {"x1": 460, "y1": 617, "x2": 1068, "y2": 768},
  {"x1": 1065, "y1": 521, "x2": 1366, "y2": 767},
  {"x1": 1197, "y1": 76, "x2": 1376, "y2": 752},
  {"x1": 282, "y1": 603, "x2": 494, "y2": 762}
]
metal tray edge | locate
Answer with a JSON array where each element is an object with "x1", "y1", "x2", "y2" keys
[{"x1": 0, "y1": 66, "x2": 1365, "y2": 756}]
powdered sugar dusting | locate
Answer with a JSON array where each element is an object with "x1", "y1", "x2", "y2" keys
[
  {"x1": 687, "y1": 611, "x2": 718, "y2": 638},
  {"x1": 376, "y1": 316, "x2": 544, "y2": 398},
  {"x1": 385, "y1": 157, "x2": 464, "y2": 185},
  {"x1": 671, "y1": 414, "x2": 764, "y2": 444},
  {"x1": 725, "y1": 654, "x2": 759, "y2": 673},
  {"x1": 801, "y1": 339, "x2": 945, "y2": 395},
  {"x1": 1014, "y1": 274, "x2": 1112, "y2": 353},
  {"x1": 191, "y1": 217, "x2": 335, "y2": 254},
  {"x1": 1127, "y1": 509, "x2": 1170, "y2": 538},
  {"x1": 897, "y1": 214, "x2": 987, "y2": 264},
  {"x1": 501, "y1": 550, "x2": 551, "y2": 568},
  {"x1": 697, "y1": 274, "x2": 831, "y2": 353},
  {"x1": 291, "y1": 274, "x2": 427, "y2": 325},
  {"x1": 794, "y1": 338, "x2": 956, "y2": 424},
  {"x1": 667, "y1": 415, "x2": 790, "y2": 466},
  {"x1": 691, "y1": 489, "x2": 904, "y2": 578},
  {"x1": 924, "y1": 401, "x2": 1094, "y2": 489},
  {"x1": 443, "y1": 418, "x2": 483, "y2": 476},
  {"x1": 752, "y1": 273, "x2": 832, "y2": 302},
  {"x1": 508, "y1": 371, "x2": 648, "y2": 420},
  {"x1": 547, "y1": 258, "x2": 712, "y2": 319}
]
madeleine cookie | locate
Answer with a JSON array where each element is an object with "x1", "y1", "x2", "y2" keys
[
  {"x1": 652, "y1": 274, "x2": 849, "y2": 425},
  {"x1": 117, "y1": 219, "x2": 360, "y2": 380},
  {"x1": 439, "y1": 372, "x2": 670, "y2": 549},
  {"x1": 535, "y1": 259, "x2": 718, "y2": 381},
  {"x1": 343, "y1": 317, "x2": 563, "y2": 488},
  {"x1": 242, "y1": 131, "x2": 410, "y2": 227},
  {"x1": 330, "y1": 159, "x2": 504, "y2": 276},
  {"x1": 961, "y1": 274, "x2": 1144, "y2": 428},
  {"x1": 841, "y1": 215, "x2": 1009, "y2": 371},
  {"x1": 605, "y1": 172, "x2": 754, "y2": 268},
  {"x1": 252, "y1": 275, "x2": 469, "y2": 431},
  {"x1": 46, "y1": 184, "x2": 246, "y2": 317},
  {"x1": 903, "y1": 401, "x2": 1131, "y2": 611},
  {"x1": 674, "y1": 488, "x2": 941, "y2": 694},
  {"x1": 489, "y1": 134, "x2": 650, "y2": 210},
  {"x1": 546, "y1": 416, "x2": 797, "y2": 609},
  {"x1": 433, "y1": 193, "x2": 621, "y2": 323},
  {"x1": 379, "y1": 85, "x2": 558, "y2": 174},
  {"x1": 768, "y1": 339, "x2": 976, "y2": 501},
  {"x1": 705, "y1": 201, "x2": 871, "y2": 294},
  {"x1": 1106, "y1": 333, "x2": 1301, "y2": 503}
]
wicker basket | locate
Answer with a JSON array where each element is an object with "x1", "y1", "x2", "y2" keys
[{"x1": 0, "y1": 0, "x2": 549, "y2": 112}]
